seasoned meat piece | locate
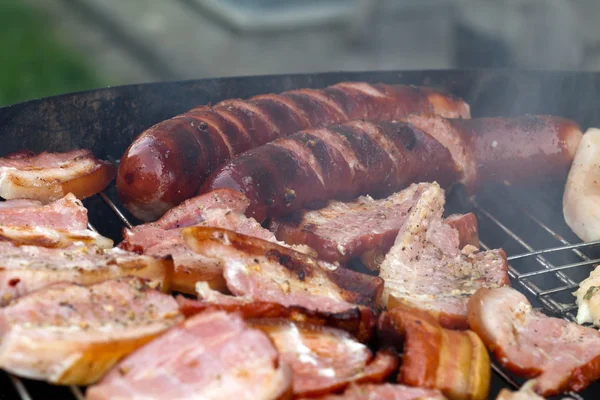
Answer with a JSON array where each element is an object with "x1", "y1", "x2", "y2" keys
[
  {"x1": 574, "y1": 264, "x2": 600, "y2": 326},
  {"x1": 0, "y1": 242, "x2": 171, "y2": 305},
  {"x1": 251, "y1": 319, "x2": 398, "y2": 397},
  {"x1": 0, "y1": 193, "x2": 88, "y2": 230},
  {"x1": 177, "y1": 283, "x2": 376, "y2": 342},
  {"x1": 86, "y1": 310, "x2": 293, "y2": 400},
  {"x1": 120, "y1": 189, "x2": 312, "y2": 294},
  {"x1": 302, "y1": 383, "x2": 447, "y2": 400},
  {"x1": 181, "y1": 227, "x2": 383, "y2": 313},
  {"x1": 379, "y1": 182, "x2": 509, "y2": 329},
  {"x1": 468, "y1": 286, "x2": 600, "y2": 396},
  {"x1": 378, "y1": 304, "x2": 490, "y2": 400},
  {"x1": 0, "y1": 278, "x2": 182, "y2": 385},
  {"x1": 496, "y1": 381, "x2": 544, "y2": 400},
  {"x1": 271, "y1": 183, "x2": 480, "y2": 268},
  {"x1": 0, "y1": 149, "x2": 115, "y2": 202}
]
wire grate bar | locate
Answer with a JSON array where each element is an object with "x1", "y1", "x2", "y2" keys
[
  {"x1": 537, "y1": 283, "x2": 579, "y2": 296},
  {"x1": 100, "y1": 192, "x2": 133, "y2": 229},
  {"x1": 9, "y1": 375, "x2": 32, "y2": 400},
  {"x1": 70, "y1": 386, "x2": 85, "y2": 400},
  {"x1": 518, "y1": 258, "x2": 600, "y2": 279},
  {"x1": 508, "y1": 241, "x2": 599, "y2": 261}
]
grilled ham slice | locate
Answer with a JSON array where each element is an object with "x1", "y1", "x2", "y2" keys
[
  {"x1": 379, "y1": 182, "x2": 509, "y2": 329},
  {"x1": 177, "y1": 282, "x2": 376, "y2": 342},
  {"x1": 0, "y1": 278, "x2": 182, "y2": 385},
  {"x1": 0, "y1": 225, "x2": 113, "y2": 249},
  {"x1": 272, "y1": 183, "x2": 481, "y2": 269},
  {"x1": 468, "y1": 286, "x2": 600, "y2": 396},
  {"x1": 0, "y1": 242, "x2": 171, "y2": 305},
  {"x1": 574, "y1": 264, "x2": 600, "y2": 326},
  {"x1": 120, "y1": 189, "x2": 313, "y2": 294},
  {"x1": 0, "y1": 193, "x2": 88, "y2": 230},
  {"x1": 86, "y1": 310, "x2": 293, "y2": 400},
  {"x1": 0, "y1": 150, "x2": 115, "y2": 202},
  {"x1": 181, "y1": 226, "x2": 383, "y2": 314},
  {"x1": 251, "y1": 319, "x2": 397, "y2": 397},
  {"x1": 303, "y1": 383, "x2": 447, "y2": 400},
  {"x1": 379, "y1": 304, "x2": 490, "y2": 400}
]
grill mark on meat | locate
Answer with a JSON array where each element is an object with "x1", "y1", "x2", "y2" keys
[
  {"x1": 215, "y1": 99, "x2": 280, "y2": 143},
  {"x1": 282, "y1": 90, "x2": 348, "y2": 126},
  {"x1": 308, "y1": 128, "x2": 364, "y2": 179},
  {"x1": 213, "y1": 108, "x2": 256, "y2": 148},
  {"x1": 254, "y1": 94, "x2": 312, "y2": 128},
  {"x1": 186, "y1": 109, "x2": 247, "y2": 156},
  {"x1": 251, "y1": 96, "x2": 310, "y2": 136},
  {"x1": 272, "y1": 138, "x2": 326, "y2": 188}
]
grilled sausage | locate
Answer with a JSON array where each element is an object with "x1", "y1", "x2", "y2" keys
[
  {"x1": 202, "y1": 115, "x2": 582, "y2": 223},
  {"x1": 201, "y1": 120, "x2": 461, "y2": 222},
  {"x1": 117, "y1": 82, "x2": 470, "y2": 221},
  {"x1": 405, "y1": 114, "x2": 583, "y2": 190}
]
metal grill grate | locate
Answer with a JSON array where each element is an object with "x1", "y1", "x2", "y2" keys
[{"x1": 4, "y1": 180, "x2": 600, "y2": 399}]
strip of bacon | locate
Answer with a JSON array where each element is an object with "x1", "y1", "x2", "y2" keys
[
  {"x1": 0, "y1": 242, "x2": 172, "y2": 305},
  {"x1": 251, "y1": 319, "x2": 398, "y2": 397},
  {"x1": 0, "y1": 150, "x2": 115, "y2": 203},
  {"x1": 177, "y1": 282, "x2": 375, "y2": 342},
  {"x1": 181, "y1": 226, "x2": 383, "y2": 313},
  {"x1": 468, "y1": 286, "x2": 600, "y2": 396},
  {"x1": 379, "y1": 182, "x2": 509, "y2": 329},
  {"x1": 0, "y1": 193, "x2": 87, "y2": 230},
  {"x1": 0, "y1": 278, "x2": 182, "y2": 385},
  {"x1": 302, "y1": 383, "x2": 447, "y2": 400},
  {"x1": 120, "y1": 189, "x2": 313, "y2": 294},
  {"x1": 270, "y1": 183, "x2": 428, "y2": 265},
  {"x1": 86, "y1": 310, "x2": 293, "y2": 400},
  {"x1": 378, "y1": 304, "x2": 490, "y2": 400}
]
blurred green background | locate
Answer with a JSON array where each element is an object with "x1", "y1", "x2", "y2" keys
[{"x1": 0, "y1": 1, "x2": 102, "y2": 106}]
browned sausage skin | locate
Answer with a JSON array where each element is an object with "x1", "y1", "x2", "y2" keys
[
  {"x1": 202, "y1": 115, "x2": 582, "y2": 223},
  {"x1": 117, "y1": 82, "x2": 470, "y2": 221},
  {"x1": 201, "y1": 121, "x2": 461, "y2": 222}
]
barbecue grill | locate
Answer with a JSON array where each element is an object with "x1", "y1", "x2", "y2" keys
[{"x1": 1, "y1": 69, "x2": 599, "y2": 399}]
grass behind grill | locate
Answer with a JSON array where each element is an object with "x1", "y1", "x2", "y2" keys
[{"x1": 0, "y1": 1, "x2": 102, "y2": 106}]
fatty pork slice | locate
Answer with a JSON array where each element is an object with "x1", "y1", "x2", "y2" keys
[
  {"x1": 120, "y1": 188, "x2": 312, "y2": 294},
  {"x1": 468, "y1": 286, "x2": 600, "y2": 397},
  {"x1": 0, "y1": 193, "x2": 113, "y2": 248},
  {"x1": 0, "y1": 277, "x2": 182, "y2": 385},
  {"x1": 379, "y1": 182, "x2": 509, "y2": 329},
  {"x1": 178, "y1": 283, "x2": 376, "y2": 342},
  {"x1": 0, "y1": 242, "x2": 171, "y2": 305},
  {"x1": 251, "y1": 319, "x2": 397, "y2": 397},
  {"x1": 181, "y1": 226, "x2": 383, "y2": 313},
  {"x1": 378, "y1": 304, "x2": 490, "y2": 400},
  {"x1": 271, "y1": 181, "x2": 480, "y2": 269},
  {"x1": 303, "y1": 383, "x2": 447, "y2": 400},
  {"x1": 86, "y1": 310, "x2": 293, "y2": 400},
  {"x1": 0, "y1": 149, "x2": 115, "y2": 202}
]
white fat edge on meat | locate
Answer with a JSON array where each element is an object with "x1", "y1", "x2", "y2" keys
[
  {"x1": 574, "y1": 264, "x2": 600, "y2": 326},
  {"x1": 563, "y1": 128, "x2": 600, "y2": 242}
]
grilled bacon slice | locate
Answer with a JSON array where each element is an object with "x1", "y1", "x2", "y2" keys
[
  {"x1": 86, "y1": 310, "x2": 293, "y2": 400},
  {"x1": 0, "y1": 225, "x2": 113, "y2": 249},
  {"x1": 0, "y1": 193, "x2": 88, "y2": 230},
  {"x1": 251, "y1": 319, "x2": 397, "y2": 397},
  {"x1": 120, "y1": 189, "x2": 313, "y2": 294},
  {"x1": 0, "y1": 150, "x2": 115, "y2": 203},
  {"x1": 177, "y1": 283, "x2": 375, "y2": 342},
  {"x1": 271, "y1": 183, "x2": 480, "y2": 269},
  {"x1": 0, "y1": 278, "x2": 182, "y2": 385},
  {"x1": 379, "y1": 182, "x2": 509, "y2": 329},
  {"x1": 181, "y1": 226, "x2": 383, "y2": 313},
  {"x1": 0, "y1": 242, "x2": 171, "y2": 305},
  {"x1": 303, "y1": 383, "x2": 447, "y2": 400},
  {"x1": 468, "y1": 286, "x2": 600, "y2": 396},
  {"x1": 378, "y1": 304, "x2": 490, "y2": 400}
]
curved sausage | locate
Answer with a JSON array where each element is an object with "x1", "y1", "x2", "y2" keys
[
  {"x1": 201, "y1": 120, "x2": 461, "y2": 222},
  {"x1": 405, "y1": 114, "x2": 583, "y2": 191},
  {"x1": 202, "y1": 115, "x2": 582, "y2": 223},
  {"x1": 117, "y1": 82, "x2": 470, "y2": 221}
]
